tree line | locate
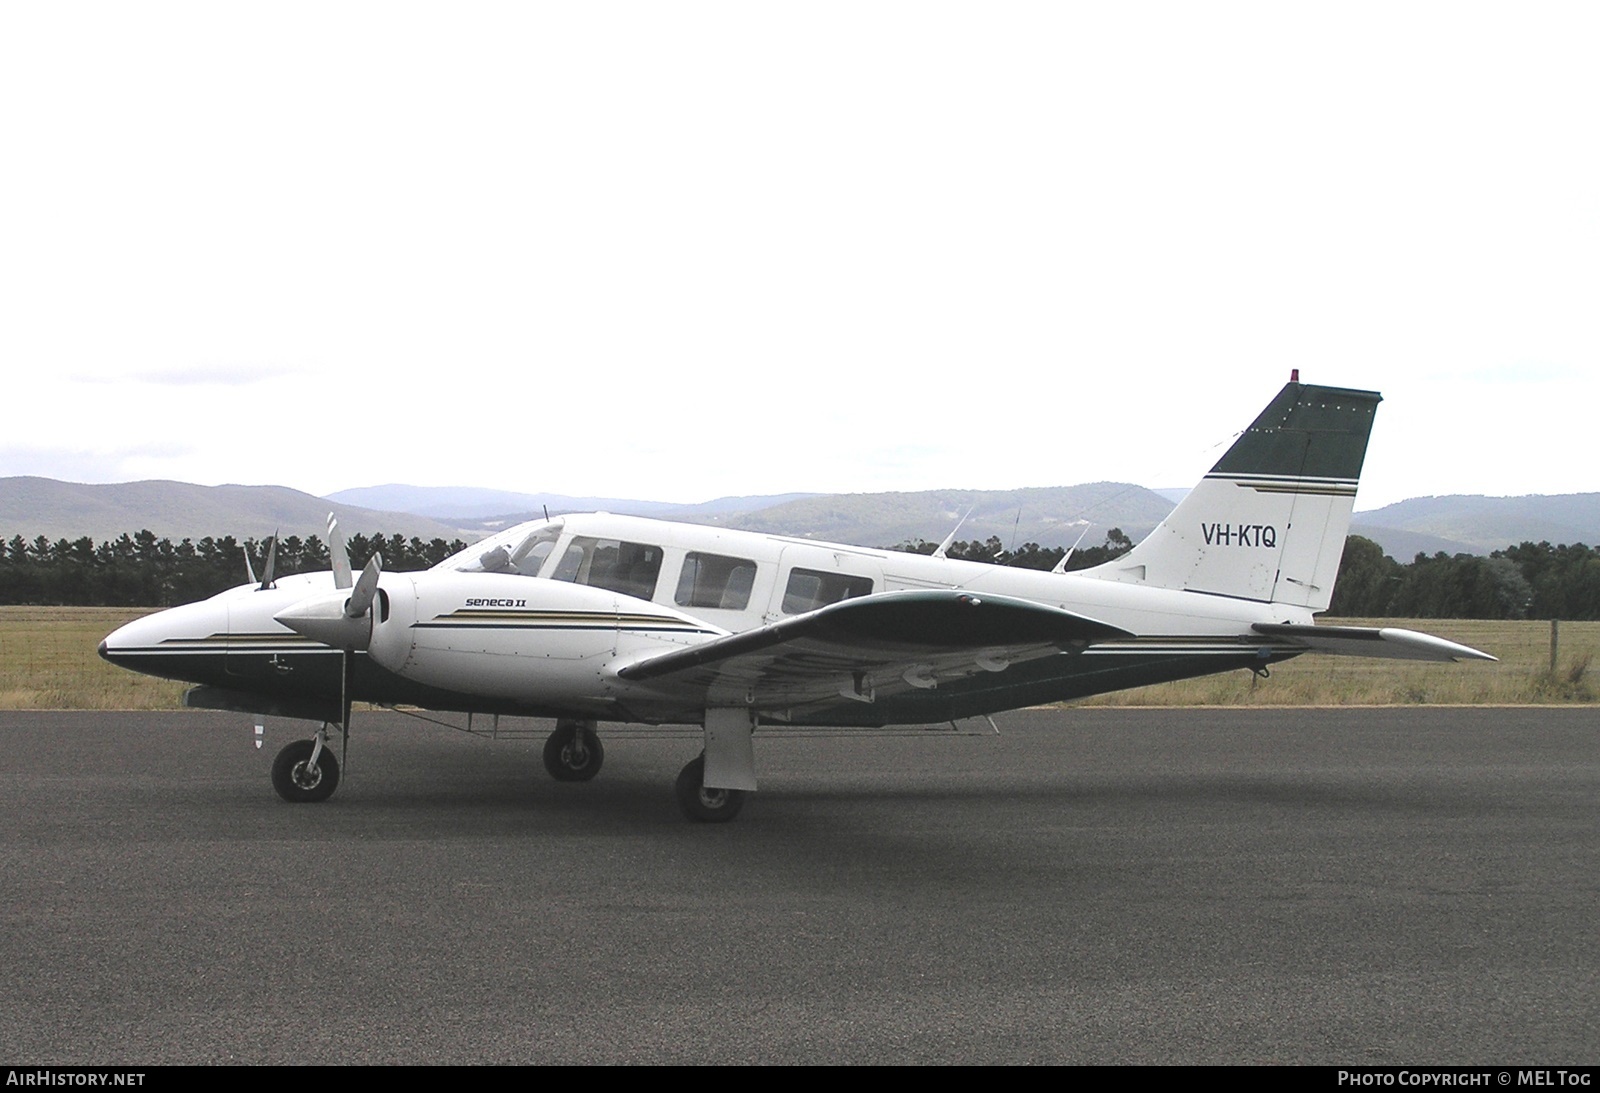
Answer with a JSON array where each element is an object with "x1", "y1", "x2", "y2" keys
[
  {"x1": 0, "y1": 530, "x2": 467, "y2": 607},
  {"x1": 899, "y1": 531, "x2": 1600, "y2": 620},
  {"x1": 4, "y1": 526, "x2": 1599, "y2": 620},
  {"x1": 1326, "y1": 536, "x2": 1600, "y2": 619}
]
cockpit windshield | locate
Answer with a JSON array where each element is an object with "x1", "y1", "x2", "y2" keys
[{"x1": 435, "y1": 519, "x2": 565, "y2": 577}]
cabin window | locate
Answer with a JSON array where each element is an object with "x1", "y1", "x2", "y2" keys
[
  {"x1": 781, "y1": 567, "x2": 874, "y2": 614},
  {"x1": 551, "y1": 537, "x2": 664, "y2": 600},
  {"x1": 675, "y1": 552, "x2": 757, "y2": 611}
]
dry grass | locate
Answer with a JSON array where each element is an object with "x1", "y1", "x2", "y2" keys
[
  {"x1": 1077, "y1": 618, "x2": 1598, "y2": 706},
  {"x1": 1, "y1": 608, "x2": 1594, "y2": 711},
  {"x1": 0, "y1": 607, "x2": 187, "y2": 710}
]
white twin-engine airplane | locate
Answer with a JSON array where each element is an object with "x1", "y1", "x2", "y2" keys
[{"x1": 101, "y1": 379, "x2": 1493, "y2": 821}]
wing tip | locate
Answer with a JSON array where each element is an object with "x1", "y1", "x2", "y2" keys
[
  {"x1": 1254, "y1": 622, "x2": 1497, "y2": 663},
  {"x1": 1377, "y1": 627, "x2": 1498, "y2": 662}
]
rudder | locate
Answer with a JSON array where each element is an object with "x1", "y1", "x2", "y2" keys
[{"x1": 1080, "y1": 381, "x2": 1381, "y2": 610}]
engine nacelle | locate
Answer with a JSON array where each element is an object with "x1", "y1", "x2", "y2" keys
[{"x1": 365, "y1": 571, "x2": 720, "y2": 707}]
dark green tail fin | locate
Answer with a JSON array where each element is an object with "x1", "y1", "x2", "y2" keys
[{"x1": 1081, "y1": 382, "x2": 1381, "y2": 609}]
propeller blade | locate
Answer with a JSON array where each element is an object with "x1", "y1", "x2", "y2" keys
[
  {"x1": 243, "y1": 547, "x2": 257, "y2": 586},
  {"x1": 345, "y1": 554, "x2": 382, "y2": 620},
  {"x1": 328, "y1": 513, "x2": 352, "y2": 590},
  {"x1": 259, "y1": 532, "x2": 278, "y2": 590}
]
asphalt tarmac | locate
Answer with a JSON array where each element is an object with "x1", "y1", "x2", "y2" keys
[{"x1": 1, "y1": 707, "x2": 1595, "y2": 1065}]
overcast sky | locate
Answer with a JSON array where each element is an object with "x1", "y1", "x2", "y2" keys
[{"x1": 2, "y1": 2, "x2": 1595, "y2": 512}]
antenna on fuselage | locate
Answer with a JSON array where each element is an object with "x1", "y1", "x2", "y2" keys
[
  {"x1": 931, "y1": 506, "x2": 974, "y2": 559},
  {"x1": 1051, "y1": 520, "x2": 1094, "y2": 574},
  {"x1": 1003, "y1": 507, "x2": 1022, "y2": 560}
]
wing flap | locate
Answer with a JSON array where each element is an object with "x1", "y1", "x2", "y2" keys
[{"x1": 1252, "y1": 623, "x2": 1496, "y2": 662}]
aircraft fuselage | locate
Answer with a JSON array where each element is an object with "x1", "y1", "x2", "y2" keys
[{"x1": 102, "y1": 511, "x2": 1312, "y2": 726}]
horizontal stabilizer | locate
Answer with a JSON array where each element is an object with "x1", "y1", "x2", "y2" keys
[{"x1": 1252, "y1": 623, "x2": 1496, "y2": 663}]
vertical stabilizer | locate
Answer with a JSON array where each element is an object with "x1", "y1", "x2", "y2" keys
[{"x1": 1080, "y1": 382, "x2": 1381, "y2": 610}]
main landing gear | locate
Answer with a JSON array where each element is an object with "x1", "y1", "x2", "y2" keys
[
  {"x1": 271, "y1": 733, "x2": 340, "y2": 803},
  {"x1": 543, "y1": 719, "x2": 604, "y2": 782},
  {"x1": 539, "y1": 719, "x2": 747, "y2": 822},
  {"x1": 675, "y1": 754, "x2": 746, "y2": 823}
]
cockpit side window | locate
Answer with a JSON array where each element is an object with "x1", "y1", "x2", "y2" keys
[
  {"x1": 781, "y1": 568, "x2": 874, "y2": 614},
  {"x1": 505, "y1": 528, "x2": 560, "y2": 576},
  {"x1": 675, "y1": 552, "x2": 757, "y2": 611},
  {"x1": 552, "y1": 537, "x2": 664, "y2": 600}
]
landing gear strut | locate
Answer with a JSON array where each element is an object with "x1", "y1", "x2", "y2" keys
[
  {"x1": 271, "y1": 732, "x2": 340, "y2": 803},
  {"x1": 675, "y1": 754, "x2": 746, "y2": 823},
  {"x1": 543, "y1": 720, "x2": 604, "y2": 782}
]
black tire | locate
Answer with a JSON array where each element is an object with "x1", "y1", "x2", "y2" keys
[
  {"x1": 675, "y1": 754, "x2": 745, "y2": 823},
  {"x1": 271, "y1": 739, "x2": 340, "y2": 803},
  {"x1": 543, "y1": 723, "x2": 604, "y2": 782}
]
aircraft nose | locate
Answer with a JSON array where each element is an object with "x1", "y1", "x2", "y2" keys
[
  {"x1": 99, "y1": 613, "x2": 166, "y2": 671},
  {"x1": 99, "y1": 619, "x2": 140, "y2": 666}
]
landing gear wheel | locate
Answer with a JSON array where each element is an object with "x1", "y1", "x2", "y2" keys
[
  {"x1": 271, "y1": 739, "x2": 340, "y2": 803},
  {"x1": 543, "y1": 723, "x2": 604, "y2": 782},
  {"x1": 675, "y1": 754, "x2": 745, "y2": 823}
]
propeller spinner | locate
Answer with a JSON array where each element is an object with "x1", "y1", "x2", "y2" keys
[{"x1": 275, "y1": 554, "x2": 384, "y2": 650}]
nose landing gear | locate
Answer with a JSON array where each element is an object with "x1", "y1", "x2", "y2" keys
[{"x1": 270, "y1": 734, "x2": 340, "y2": 803}]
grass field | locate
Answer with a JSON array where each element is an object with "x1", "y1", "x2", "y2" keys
[
  {"x1": 1077, "y1": 618, "x2": 1597, "y2": 706},
  {"x1": 1, "y1": 607, "x2": 1594, "y2": 711},
  {"x1": 0, "y1": 607, "x2": 186, "y2": 710}
]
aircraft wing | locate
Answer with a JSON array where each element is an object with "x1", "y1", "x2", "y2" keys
[
  {"x1": 1252, "y1": 623, "x2": 1497, "y2": 662},
  {"x1": 616, "y1": 589, "x2": 1133, "y2": 710}
]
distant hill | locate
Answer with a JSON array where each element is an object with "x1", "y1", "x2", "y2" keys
[
  {"x1": 698, "y1": 483, "x2": 1174, "y2": 549},
  {"x1": 1353, "y1": 493, "x2": 1600, "y2": 555},
  {"x1": 0, "y1": 477, "x2": 468, "y2": 544},
  {"x1": 1346, "y1": 523, "x2": 1481, "y2": 561},
  {"x1": 12, "y1": 475, "x2": 1600, "y2": 561},
  {"x1": 332, "y1": 485, "x2": 1600, "y2": 556},
  {"x1": 429, "y1": 483, "x2": 1173, "y2": 549},
  {"x1": 327, "y1": 484, "x2": 822, "y2": 523}
]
